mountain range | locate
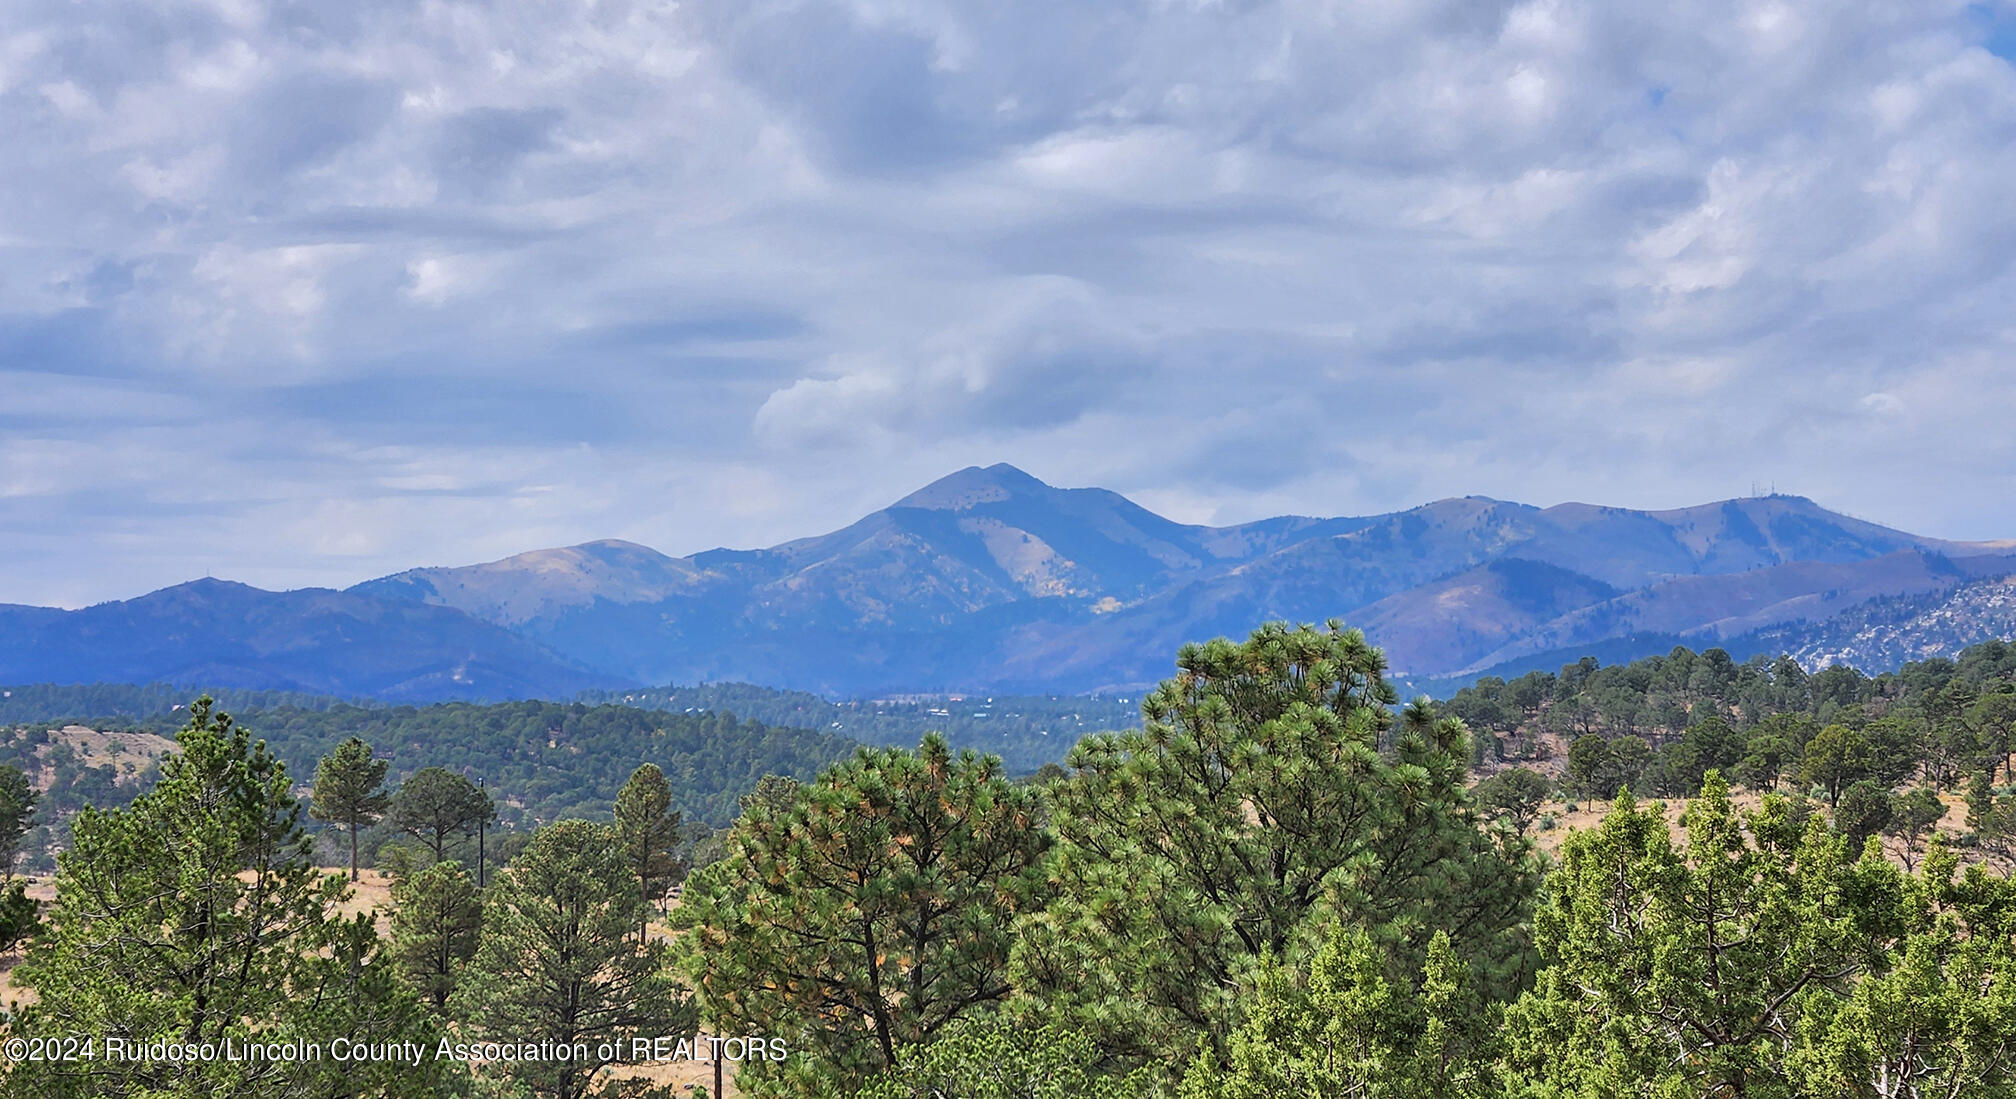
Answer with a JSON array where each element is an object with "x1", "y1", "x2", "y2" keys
[{"x1": 8, "y1": 463, "x2": 2016, "y2": 700}]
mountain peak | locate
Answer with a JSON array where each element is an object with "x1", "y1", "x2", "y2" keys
[{"x1": 892, "y1": 463, "x2": 1052, "y2": 511}]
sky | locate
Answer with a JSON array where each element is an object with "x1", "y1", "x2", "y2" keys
[{"x1": 3, "y1": 0, "x2": 2016, "y2": 608}]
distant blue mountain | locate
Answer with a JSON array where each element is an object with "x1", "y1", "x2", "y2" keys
[
  {"x1": 0, "y1": 579, "x2": 619, "y2": 701},
  {"x1": 10, "y1": 464, "x2": 2016, "y2": 700}
]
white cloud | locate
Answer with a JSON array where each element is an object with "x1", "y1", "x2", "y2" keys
[{"x1": 3, "y1": 0, "x2": 2016, "y2": 603}]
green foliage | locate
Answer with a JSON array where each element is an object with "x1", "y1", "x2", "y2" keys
[
  {"x1": 1835, "y1": 780, "x2": 1894, "y2": 849},
  {"x1": 1179, "y1": 926, "x2": 1496, "y2": 1099},
  {"x1": 0, "y1": 682, "x2": 368, "y2": 726},
  {"x1": 675, "y1": 734, "x2": 1048, "y2": 1093},
  {"x1": 578, "y1": 684, "x2": 1144, "y2": 773},
  {"x1": 1884, "y1": 786, "x2": 1947, "y2": 869},
  {"x1": 454, "y1": 818, "x2": 694, "y2": 1099},
  {"x1": 1012, "y1": 621, "x2": 1539, "y2": 1075},
  {"x1": 310, "y1": 736, "x2": 390, "y2": 881},
  {"x1": 8, "y1": 697, "x2": 860, "y2": 831},
  {"x1": 1474, "y1": 767, "x2": 1551, "y2": 836},
  {"x1": 1499, "y1": 773, "x2": 2016, "y2": 1097},
  {"x1": 1445, "y1": 640, "x2": 2016, "y2": 813},
  {"x1": 0, "y1": 761, "x2": 36, "y2": 876},
  {"x1": 4, "y1": 698, "x2": 458, "y2": 1098},
  {"x1": 736, "y1": 773, "x2": 802, "y2": 817},
  {"x1": 1785, "y1": 855, "x2": 2016, "y2": 1098},
  {"x1": 1967, "y1": 770, "x2": 2016, "y2": 865},
  {"x1": 613, "y1": 763, "x2": 682, "y2": 936},
  {"x1": 249, "y1": 700, "x2": 854, "y2": 827},
  {"x1": 846, "y1": 1018, "x2": 1164, "y2": 1099},
  {"x1": 387, "y1": 859, "x2": 483, "y2": 1011},
  {"x1": 390, "y1": 766, "x2": 495, "y2": 863},
  {"x1": 0, "y1": 879, "x2": 38, "y2": 954},
  {"x1": 1799, "y1": 723, "x2": 1873, "y2": 807}
]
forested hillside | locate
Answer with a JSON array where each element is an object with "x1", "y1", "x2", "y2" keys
[
  {"x1": 0, "y1": 682, "x2": 373, "y2": 725},
  {"x1": 576, "y1": 683, "x2": 1142, "y2": 772},
  {"x1": 10, "y1": 622, "x2": 2016, "y2": 1098},
  {"x1": 1447, "y1": 639, "x2": 2016, "y2": 841},
  {"x1": 0, "y1": 698, "x2": 858, "y2": 874},
  {"x1": 0, "y1": 679, "x2": 1130, "y2": 780}
]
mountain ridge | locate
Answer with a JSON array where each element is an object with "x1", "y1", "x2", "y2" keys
[{"x1": 10, "y1": 464, "x2": 2016, "y2": 699}]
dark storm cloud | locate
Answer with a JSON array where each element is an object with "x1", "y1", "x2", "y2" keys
[{"x1": 3, "y1": 0, "x2": 2016, "y2": 606}]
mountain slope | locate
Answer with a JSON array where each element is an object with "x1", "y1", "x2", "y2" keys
[
  {"x1": 1454, "y1": 549, "x2": 2016, "y2": 674},
  {"x1": 338, "y1": 469, "x2": 2016, "y2": 692},
  {"x1": 17, "y1": 466, "x2": 2016, "y2": 698},
  {"x1": 0, "y1": 580, "x2": 620, "y2": 701},
  {"x1": 1729, "y1": 572, "x2": 2016, "y2": 671}
]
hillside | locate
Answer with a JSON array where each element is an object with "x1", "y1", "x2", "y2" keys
[
  {"x1": 575, "y1": 683, "x2": 1144, "y2": 772},
  {"x1": 0, "y1": 698, "x2": 860, "y2": 846},
  {"x1": 347, "y1": 469, "x2": 2016, "y2": 694},
  {"x1": 1734, "y1": 573, "x2": 2016, "y2": 672},
  {"x1": 0, "y1": 680, "x2": 1138, "y2": 776},
  {"x1": 0, "y1": 580, "x2": 619, "y2": 702}
]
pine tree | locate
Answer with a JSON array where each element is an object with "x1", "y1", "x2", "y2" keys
[
  {"x1": 675, "y1": 734, "x2": 1049, "y2": 1093},
  {"x1": 850, "y1": 1018, "x2": 1162, "y2": 1099},
  {"x1": 1785, "y1": 843, "x2": 2016, "y2": 1096},
  {"x1": 1884, "y1": 786, "x2": 1947, "y2": 870},
  {"x1": 389, "y1": 766, "x2": 494, "y2": 863},
  {"x1": 1799, "y1": 723, "x2": 1873, "y2": 807},
  {"x1": 453, "y1": 818, "x2": 694, "y2": 1099},
  {"x1": 1012, "y1": 621, "x2": 1539, "y2": 1072},
  {"x1": 1473, "y1": 767, "x2": 1551, "y2": 836},
  {"x1": 1178, "y1": 925, "x2": 1498, "y2": 1098},
  {"x1": 1501, "y1": 774, "x2": 1906, "y2": 1095},
  {"x1": 613, "y1": 763, "x2": 682, "y2": 939},
  {"x1": 387, "y1": 859, "x2": 482, "y2": 1012},
  {"x1": 3, "y1": 698, "x2": 457, "y2": 1098},
  {"x1": 0, "y1": 762, "x2": 37, "y2": 879},
  {"x1": 310, "y1": 736, "x2": 390, "y2": 882}
]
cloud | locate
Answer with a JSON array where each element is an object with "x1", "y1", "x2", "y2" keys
[
  {"x1": 753, "y1": 277, "x2": 1153, "y2": 447},
  {"x1": 3, "y1": 0, "x2": 2016, "y2": 605}
]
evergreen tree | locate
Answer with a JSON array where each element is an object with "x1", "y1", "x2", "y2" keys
[
  {"x1": 1783, "y1": 842, "x2": 2016, "y2": 1097},
  {"x1": 612, "y1": 763, "x2": 682, "y2": 939},
  {"x1": 0, "y1": 880, "x2": 36, "y2": 955},
  {"x1": 1012, "y1": 622, "x2": 1538, "y2": 1074},
  {"x1": 1884, "y1": 786, "x2": 1948, "y2": 870},
  {"x1": 1179, "y1": 925, "x2": 1496, "y2": 1099},
  {"x1": 454, "y1": 818, "x2": 694, "y2": 1099},
  {"x1": 675, "y1": 734, "x2": 1048, "y2": 1093},
  {"x1": 1473, "y1": 767, "x2": 1551, "y2": 836},
  {"x1": 737, "y1": 773, "x2": 802, "y2": 816},
  {"x1": 0, "y1": 762, "x2": 37, "y2": 878},
  {"x1": 310, "y1": 736, "x2": 390, "y2": 882},
  {"x1": 1835, "y1": 779, "x2": 1895, "y2": 849},
  {"x1": 3, "y1": 698, "x2": 457, "y2": 1098},
  {"x1": 390, "y1": 766, "x2": 494, "y2": 863},
  {"x1": 1799, "y1": 723, "x2": 1873, "y2": 807},
  {"x1": 387, "y1": 859, "x2": 482, "y2": 1011},
  {"x1": 1567, "y1": 733, "x2": 1615, "y2": 797},
  {"x1": 845, "y1": 1019, "x2": 1162, "y2": 1099},
  {"x1": 1501, "y1": 774, "x2": 1906, "y2": 1096}
]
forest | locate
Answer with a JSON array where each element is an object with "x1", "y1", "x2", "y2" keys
[
  {"x1": 2, "y1": 623, "x2": 2015, "y2": 1097},
  {"x1": 0, "y1": 699, "x2": 858, "y2": 850}
]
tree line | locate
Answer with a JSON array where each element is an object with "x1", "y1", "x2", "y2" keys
[
  {"x1": 0, "y1": 698, "x2": 860, "y2": 874},
  {"x1": 4, "y1": 624, "x2": 2016, "y2": 1096},
  {"x1": 1446, "y1": 640, "x2": 2016, "y2": 860}
]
